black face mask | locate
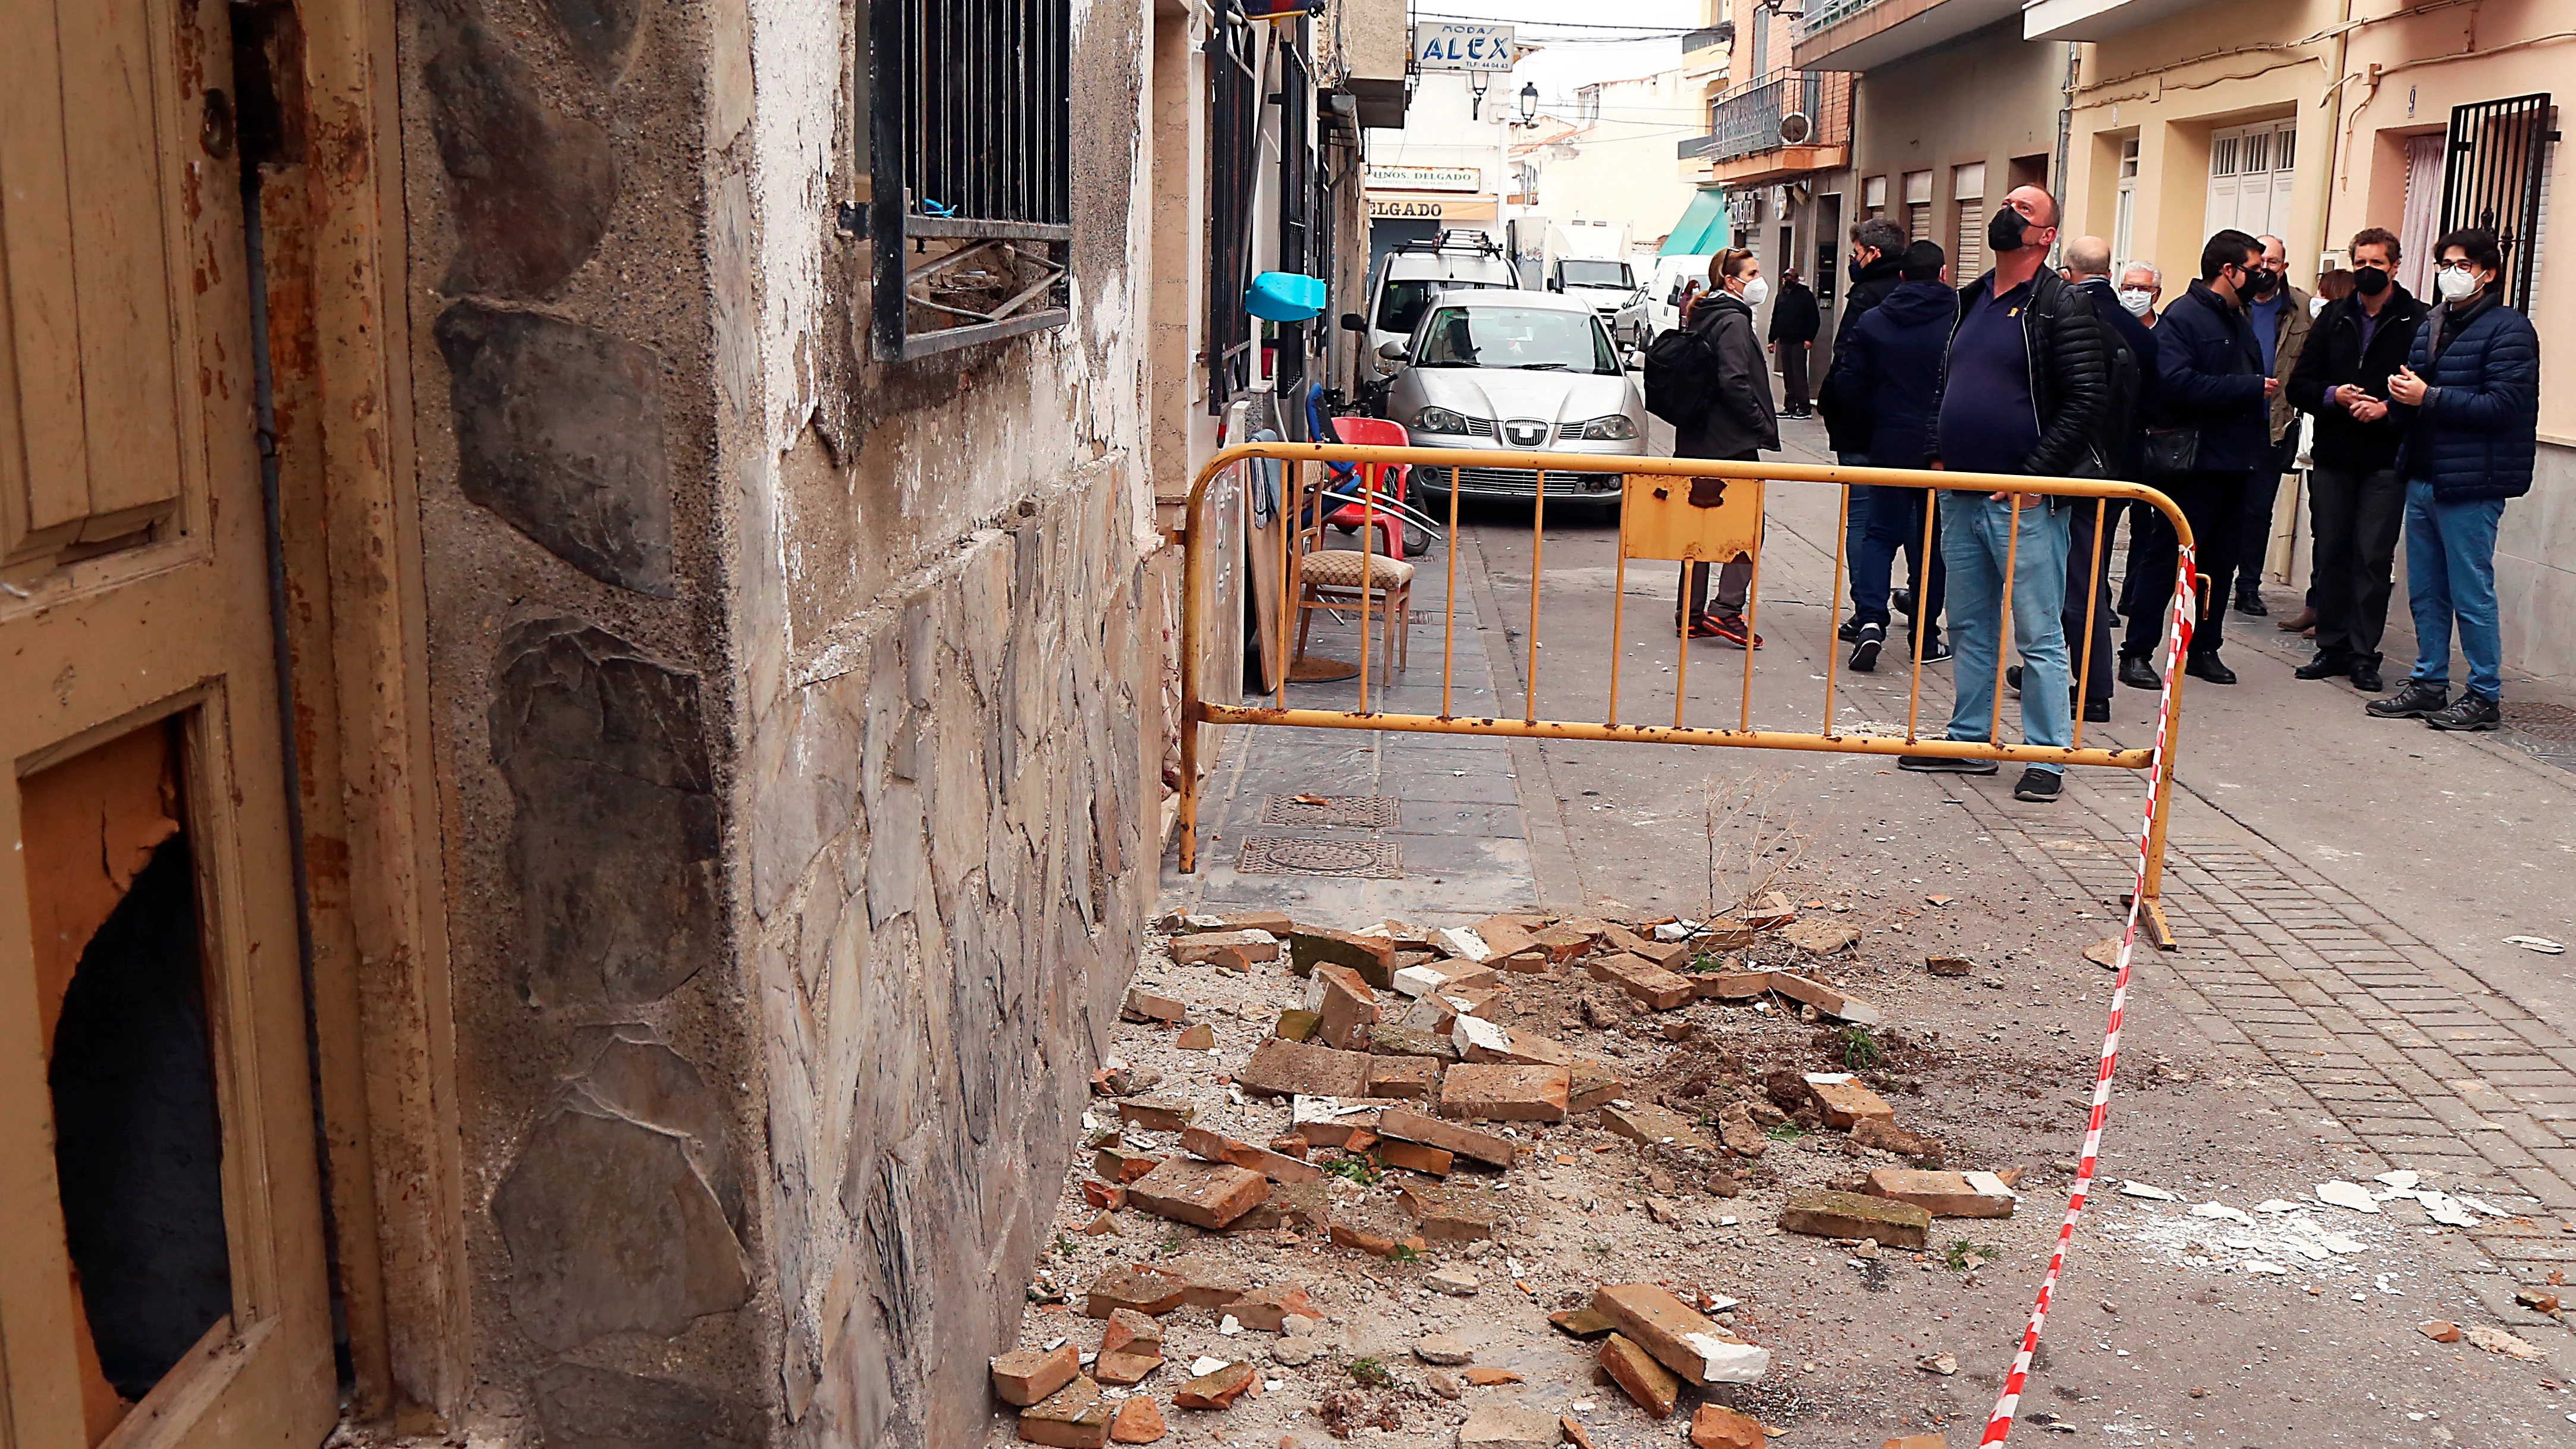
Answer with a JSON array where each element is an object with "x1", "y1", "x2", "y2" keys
[
  {"x1": 1987, "y1": 207, "x2": 2030, "y2": 254},
  {"x1": 2247, "y1": 266, "x2": 2280, "y2": 298},
  {"x1": 2352, "y1": 266, "x2": 2391, "y2": 297}
]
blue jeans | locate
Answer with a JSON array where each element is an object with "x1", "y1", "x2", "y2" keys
[
  {"x1": 1942, "y1": 494, "x2": 2074, "y2": 771},
  {"x1": 1846, "y1": 467, "x2": 1945, "y2": 634},
  {"x1": 2402, "y1": 480, "x2": 2508, "y2": 700}
]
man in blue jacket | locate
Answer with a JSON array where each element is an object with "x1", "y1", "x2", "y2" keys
[
  {"x1": 2367, "y1": 227, "x2": 2540, "y2": 731},
  {"x1": 1823, "y1": 239, "x2": 1953, "y2": 671},
  {"x1": 2119, "y1": 229, "x2": 2272, "y2": 687}
]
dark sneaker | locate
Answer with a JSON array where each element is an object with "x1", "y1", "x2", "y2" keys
[
  {"x1": 1838, "y1": 617, "x2": 1862, "y2": 642},
  {"x1": 1707, "y1": 613, "x2": 1764, "y2": 649},
  {"x1": 2234, "y1": 589, "x2": 2270, "y2": 617},
  {"x1": 2365, "y1": 679, "x2": 2449, "y2": 718},
  {"x1": 2424, "y1": 694, "x2": 2502, "y2": 731},
  {"x1": 2185, "y1": 653, "x2": 2238, "y2": 685},
  {"x1": 1898, "y1": 753, "x2": 2001, "y2": 775},
  {"x1": 1849, "y1": 621, "x2": 1885, "y2": 672},
  {"x1": 2294, "y1": 652, "x2": 2354, "y2": 680},
  {"x1": 2350, "y1": 658, "x2": 2385, "y2": 693},
  {"x1": 1893, "y1": 586, "x2": 1916, "y2": 618},
  {"x1": 2080, "y1": 697, "x2": 2111, "y2": 723},
  {"x1": 2006, "y1": 664, "x2": 2024, "y2": 694},
  {"x1": 1916, "y1": 635, "x2": 1952, "y2": 664},
  {"x1": 2013, "y1": 768, "x2": 2063, "y2": 802},
  {"x1": 2117, "y1": 653, "x2": 2162, "y2": 690}
]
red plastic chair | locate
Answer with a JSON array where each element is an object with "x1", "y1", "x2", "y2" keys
[{"x1": 1327, "y1": 414, "x2": 1407, "y2": 558}]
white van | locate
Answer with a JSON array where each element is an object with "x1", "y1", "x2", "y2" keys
[
  {"x1": 1355, "y1": 233, "x2": 1523, "y2": 383},
  {"x1": 1639, "y1": 254, "x2": 1717, "y2": 344}
]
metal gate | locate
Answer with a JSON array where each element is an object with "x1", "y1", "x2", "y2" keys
[
  {"x1": 2442, "y1": 92, "x2": 2556, "y2": 309},
  {"x1": 1176, "y1": 442, "x2": 2204, "y2": 942}
]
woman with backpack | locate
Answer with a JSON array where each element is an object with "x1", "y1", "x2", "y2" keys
[{"x1": 1656, "y1": 247, "x2": 1777, "y2": 646}]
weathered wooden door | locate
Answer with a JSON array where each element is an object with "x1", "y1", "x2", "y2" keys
[{"x1": 0, "y1": 0, "x2": 338, "y2": 1444}]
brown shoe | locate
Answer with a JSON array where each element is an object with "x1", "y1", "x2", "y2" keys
[{"x1": 2276, "y1": 606, "x2": 2316, "y2": 633}]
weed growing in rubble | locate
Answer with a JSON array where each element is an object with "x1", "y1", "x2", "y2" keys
[
  {"x1": 1347, "y1": 1357, "x2": 1391, "y2": 1388},
  {"x1": 1944, "y1": 1239, "x2": 1997, "y2": 1273},
  {"x1": 1764, "y1": 1121, "x2": 1807, "y2": 1142},
  {"x1": 1052, "y1": 1233, "x2": 1075, "y2": 1260},
  {"x1": 1390, "y1": 1243, "x2": 1422, "y2": 1264},
  {"x1": 1324, "y1": 1155, "x2": 1381, "y2": 1186},
  {"x1": 1841, "y1": 1024, "x2": 1883, "y2": 1071}
]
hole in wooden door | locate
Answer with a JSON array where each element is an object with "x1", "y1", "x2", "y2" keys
[{"x1": 23, "y1": 720, "x2": 231, "y2": 1442}]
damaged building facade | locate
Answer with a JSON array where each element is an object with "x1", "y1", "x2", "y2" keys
[{"x1": 0, "y1": 0, "x2": 1397, "y2": 1447}]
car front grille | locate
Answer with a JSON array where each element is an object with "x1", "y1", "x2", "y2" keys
[{"x1": 1419, "y1": 466, "x2": 1625, "y2": 496}]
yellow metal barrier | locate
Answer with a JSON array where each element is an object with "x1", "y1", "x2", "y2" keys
[{"x1": 1179, "y1": 442, "x2": 2200, "y2": 943}]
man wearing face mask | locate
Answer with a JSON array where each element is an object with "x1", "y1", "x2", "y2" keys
[
  {"x1": 2119, "y1": 229, "x2": 2273, "y2": 688},
  {"x1": 2115, "y1": 263, "x2": 2163, "y2": 326},
  {"x1": 1898, "y1": 186, "x2": 2110, "y2": 804},
  {"x1": 2368, "y1": 227, "x2": 2540, "y2": 732},
  {"x1": 2220, "y1": 235, "x2": 2313, "y2": 619},
  {"x1": 2285, "y1": 227, "x2": 2426, "y2": 693}
]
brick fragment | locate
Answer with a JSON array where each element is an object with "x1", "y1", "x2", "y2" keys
[
  {"x1": 1082, "y1": 1179, "x2": 1130, "y2": 1209},
  {"x1": 1441, "y1": 1063, "x2": 1570, "y2": 1122},
  {"x1": 1377, "y1": 1106, "x2": 1515, "y2": 1168},
  {"x1": 1080, "y1": 1212, "x2": 1119, "y2": 1236},
  {"x1": 1374, "y1": 1137, "x2": 1453, "y2": 1176},
  {"x1": 1174, "y1": 1023, "x2": 1215, "y2": 1050},
  {"x1": 1308, "y1": 963, "x2": 1381, "y2": 1049},
  {"x1": 1534, "y1": 921, "x2": 1597, "y2": 963},
  {"x1": 1600, "y1": 1332, "x2": 1681, "y2": 1418},
  {"x1": 1237, "y1": 1039, "x2": 1372, "y2": 1098},
  {"x1": 1924, "y1": 954, "x2": 1973, "y2": 977},
  {"x1": 1458, "y1": 1406, "x2": 1560, "y2": 1449},
  {"x1": 1864, "y1": 1168, "x2": 2014, "y2": 1218},
  {"x1": 1161, "y1": 1256, "x2": 1249, "y2": 1309},
  {"x1": 1092, "y1": 1146, "x2": 1163, "y2": 1183},
  {"x1": 1881, "y1": 1436, "x2": 1946, "y2": 1449},
  {"x1": 1851, "y1": 1116, "x2": 1940, "y2": 1162},
  {"x1": 1768, "y1": 973, "x2": 1881, "y2": 1024},
  {"x1": 1567, "y1": 1063, "x2": 1624, "y2": 1114},
  {"x1": 1560, "y1": 1416, "x2": 1598, "y2": 1449},
  {"x1": 1126, "y1": 1159, "x2": 1270, "y2": 1230},
  {"x1": 1284, "y1": 928, "x2": 1397, "y2": 987},
  {"x1": 1601, "y1": 1101, "x2": 1715, "y2": 1153},
  {"x1": 1117, "y1": 1097, "x2": 1196, "y2": 1132},
  {"x1": 1227, "y1": 1284, "x2": 1315, "y2": 1331},
  {"x1": 1465, "y1": 916, "x2": 1541, "y2": 959},
  {"x1": 1091, "y1": 1350, "x2": 1162, "y2": 1387},
  {"x1": 2418, "y1": 1319, "x2": 2461, "y2": 1343},
  {"x1": 1391, "y1": 963, "x2": 1451, "y2": 997},
  {"x1": 1120, "y1": 988, "x2": 1186, "y2": 1024},
  {"x1": 1083, "y1": 1265, "x2": 1188, "y2": 1318},
  {"x1": 1399, "y1": 1180, "x2": 1498, "y2": 1239},
  {"x1": 1743, "y1": 891, "x2": 1796, "y2": 928},
  {"x1": 1688, "y1": 1404, "x2": 1765, "y2": 1449},
  {"x1": 1587, "y1": 953, "x2": 1695, "y2": 1010},
  {"x1": 1777, "y1": 1188, "x2": 1930, "y2": 1248},
  {"x1": 993, "y1": 1343, "x2": 1082, "y2": 1406},
  {"x1": 1591, "y1": 1283, "x2": 1771, "y2": 1384},
  {"x1": 1782, "y1": 918, "x2": 1860, "y2": 955},
  {"x1": 1453, "y1": 1016, "x2": 1580, "y2": 1067},
  {"x1": 1326, "y1": 1207, "x2": 1427, "y2": 1258},
  {"x1": 1363, "y1": 1023, "x2": 1462, "y2": 1062},
  {"x1": 1802, "y1": 1074, "x2": 1896, "y2": 1129},
  {"x1": 1179, "y1": 1125, "x2": 1322, "y2": 1184},
  {"x1": 1716, "y1": 1102, "x2": 1768, "y2": 1159},
  {"x1": 1289, "y1": 1096, "x2": 1394, "y2": 1148},
  {"x1": 1463, "y1": 1366, "x2": 1523, "y2": 1385},
  {"x1": 1273, "y1": 1008, "x2": 1320, "y2": 1042},
  {"x1": 1171, "y1": 1360, "x2": 1255, "y2": 1410},
  {"x1": 1101, "y1": 1307, "x2": 1163, "y2": 1355},
  {"x1": 1497, "y1": 948, "x2": 1553, "y2": 974},
  {"x1": 1695, "y1": 916, "x2": 1760, "y2": 948},
  {"x1": 1108, "y1": 1395, "x2": 1166, "y2": 1444},
  {"x1": 1171, "y1": 929, "x2": 1279, "y2": 969},
  {"x1": 1017, "y1": 1377, "x2": 1113, "y2": 1448},
  {"x1": 1364, "y1": 1055, "x2": 1442, "y2": 1099},
  {"x1": 1692, "y1": 969, "x2": 1774, "y2": 1000},
  {"x1": 1550, "y1": 1307, "x2": 1616, "y2": 1339}
]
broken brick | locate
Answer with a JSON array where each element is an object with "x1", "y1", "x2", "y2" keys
[
  {"x1": 1227, "y1": 1284, "x2": 1315, "y2": 1331},
  {"x1": 1591, "y1": 1283, "x2": 1772, "y2": 1385},
  {"x1": 1179, "y1": 1125, "x2": 1322, "y2": 1184},
  {"x1": 1453, "y1": 1016, "x2": 1580, "y2": 1068},
  {"x1": 1782, "y1": 919, "x2": 1861, "y2": 955},
  {"x1": 1600, "y1": 1332, "x2": 1681, "y2": 1418},
  {"x1": 1497, "y1": 949, "x2": 1552, "y2": 974},
  {"x1": 1587, "y1": 953, "x2": 1696, "y2": 1010},
  {"x1": 2418, "y1": 1319, "x2": 2462, "y2": 1343},
  {"x1": 1237, "y1": 1039, "x2": 1373, "y2": 1099},
  {"x1": 1561, "y1": 1416, "x2": 1598, "y2": 1449},
  {"x1": 993, "y1": 1343, "x2": 1082, "y2": 1406},
  {"x1": 1080, "y1": 1213, "x2": 1119, "y2": 1236},
  {"x1": 1602, "y1": 1101, "x2": 1716, "y2": 1153},
  {"x1": 1743, "y1": 892, "x2": 1796, "y2": 928},
  {"x1": 1550, "y1": 1307, "x2": 1617, "y2": 1339},
  {"x1": 1777, "y1": 1188, "x2": 1931, "y2": 1248},
  {"x1": 1802, "y1": 1074, "x2": 1896, "y2": 1130},
  {"x1": 1462, "y1": 1367, "x2": 1523, "y2": 1385},
  {"x1": 1273, "y1": 1008, "x2": 1321, "y2": 1042},
  {"x1": 1217, "y1": 910, "x2": 1293, "y2": 935},
  {"x1": 1391, "y1": 963, "x2": 1452, "y2": 997},
  {"x1": 1284, "y1": 928, "x2": 1397, "y2": 987},
  {"x1": 1689, "y1": 1404, "x2": 1766, "y2": 1449},
  {"x1": 1289, "y1": 1096, "x2": 1392, "y2": 1148},
  {"x1": 1092, "y1": 1350, "x2": 1161, "y2": 1387},
  {"x1": 1696, "y1": 916, "x2": 1761, "y2": 949},
  {"x1": 1117, "y1": 1098, "x2": 1196, "y2": 1132},
  {"x1": 1084, "y1": 1266, "x2": 1189, "y2": 1318},
  {"x1": 1172, "y1": 929, "x2": 1278, "y2": 969},
  {"x1": 1441, "y1": 1063, "x2": 1570, "y2": 1123},
  {"x1": 1459, "y1": 1406, "x2": 1559, "y2": 1449},
  {"x1": 1466, "y1": 916, "x2": 1541, "y2": 960},
  {"x1": 1364, "y1": 1055, "x2": 1442, "y2": 1099},
  {"x1": 1374, "y1": 1138, "x2": 1453, "y2": 1176},
  {"x1": 1377, "y1": 1106, "x2": 1516, "y2": 1168},
  {"x1": 1851, "y1": 1117, "x2": 1942, "y2": 1163},
  {"x1": 1082, "y1": 1179, "x2": 1130, "y2": 1209},
  {"x1": 1108, "y1": 1395, "x2": 1166, "y2": 1444},
  {"x1": 1924, "y1": 955, "x2": 1973, "y2": 977},
  {"x1": 1567, "y1": 1064, "x2": 1625, "y2": 1114},
  {"x1": 1126, "y1": 1159, "x2": 1269, "y2": 1230},
  {"x1": 1121, "y1": 988, "x2": 1188, "y2": 1024},
  {"x1": 1017, "y1": 1377, "x2": 1114, "y2": 1448},
  {"x1": 1399, "y1": 1180, "x2": 1498, "y2": 1240},
  {"x1": 1268, "y1": 1178, "x2": 1337, "y2": 1233},
  {"x1": 1533, "y1": 922, "x2": 1597, "y2": 963},
  {"x1": 1174, "y1": 1023, "x2": 1215, "y2": 1051},
  {"x1": 1716, "y1": 1103, "x2": 1768, "y2": 1159},
  {"x1": 1692, "y1": 969, "x2": 1774, "y2": 1000},
  {"x1": 1327, "y1": 1208, "x2": 1427, "y2": 1258},
  {"x1": 1308, "y1": 963, "x2": 1381, "y2": 1050},
  {"x1": 1102, "y1": 1307, "x2": 1163, "y2": 1355},
  {"x1": 1864, "y1": 1168, "x2": 2014, "y2": 1218},
  {"x1": 1171, "y1": 1360, "x2": 1256, "y2": 1410},
  {"x1": 1163, "y1": 1257, "x2": 1251, "y2": 1309},
  {"x1": 1092, "y1": 1146, "x2": 1163, "y2": 1183},
  {"x1": 1364, "y1": 1023, "x2": 1462, "y2": 1063},
  {"x1": 1768, "y1": 973, "x2": 1881, "y2": 1024}
]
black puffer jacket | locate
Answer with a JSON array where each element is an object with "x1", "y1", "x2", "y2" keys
[
  {"x1": 1928, "y1": 265, "x2": 2112, "y2": 479},
  {"x1": 1817, "y1": 253, "x2": 1905, "y2": 452},
  {"x1": 1676, "y1": 292, "x2": 1779, "y2": 460}
]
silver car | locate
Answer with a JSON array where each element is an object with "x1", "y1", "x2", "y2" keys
[{"x1": 1382, "y1": 290, "x2": 1645, "y2": 509}]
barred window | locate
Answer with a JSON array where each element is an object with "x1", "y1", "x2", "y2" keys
[{"x1": 866, "y1": 0, "x2": 1072, "y2": 359}]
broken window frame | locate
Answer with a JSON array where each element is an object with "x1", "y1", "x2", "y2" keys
[{"x1": 866, "y1": 0, "x2": 1073, "y2": 360}]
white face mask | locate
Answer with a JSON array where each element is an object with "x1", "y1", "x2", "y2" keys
[
  {"x1": 2117, "y1": 288, "x2": 2154, "y2": 318},
  {"x1": 1738, "y1": 276, "x2": 1771, "y2": 308},
  {"x1": 2309, "y1": 295, "x2": 2329, "y2": 319},
  {"x1": 2435, "y1": 266, "x2": 2484, "y2": 303}
]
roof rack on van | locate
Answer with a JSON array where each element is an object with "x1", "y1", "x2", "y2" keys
[{"x1": 1394, "y1": 231, "x2": 1509, "y2": 260}]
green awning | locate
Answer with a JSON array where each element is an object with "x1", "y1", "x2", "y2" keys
[{"x1": 1659, "y1": 189, "x2": 1728, "y2": 256}]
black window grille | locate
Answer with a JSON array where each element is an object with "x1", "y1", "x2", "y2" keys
[
  {"x1": 1273, "y1": 37, "x2": 1314, "y2": 407},
  {"x1": 867, "y1": 0, "x2": 1072, "y2": 360},
  {"x1": 2440, "y1": 93, "x2": 2557, "y2": 310},
  {"x1": 1205, "y1": 1, "x2": 1261, "y2": 412}
]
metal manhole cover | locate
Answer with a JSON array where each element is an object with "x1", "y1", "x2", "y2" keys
[
  {"x1": 2502, "y1": 701, "x2": 2576, "y2": 744},
  {"x1": 1260, "y1": 794, "x2": 1400, "y2": 829},
  {"x1": 1234, "y1": 837, "x2": 1402, "y2": 878}
]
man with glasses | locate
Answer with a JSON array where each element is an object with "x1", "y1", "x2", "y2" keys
[{"x1": 2368, "y1": 227, "x2": 2540, "y2": 731}]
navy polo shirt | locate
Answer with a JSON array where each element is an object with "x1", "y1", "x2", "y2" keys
[{"x1": 1936, "y1": 279, "x2": 2039, "y2": 477}]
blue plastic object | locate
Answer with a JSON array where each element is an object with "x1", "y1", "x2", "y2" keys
[{"x1": 1246, "y1": 271, "x2": 1327, "y2": 322}]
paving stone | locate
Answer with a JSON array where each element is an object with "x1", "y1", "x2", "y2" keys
[
  {"x1": 1441, "y1": 1063, "x2": 1570, "y2": 1123},
  {"x1": 1599, "y1": 1332, "x2": 1680, "y2": 1418},
  {"x1": 992, "y1": 1343, "x2": 1082, "y2": 1406},
  {"x1": 1777, "y1": 1188, "x2": 1931, "y2": 1248},
  {"x1": 1238, "y1": 1039, "x2": 1373, "y2": 1098}
]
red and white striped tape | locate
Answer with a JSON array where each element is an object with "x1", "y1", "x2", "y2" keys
[{"x1": 1976, "y1": 545, "x2": 2198, "y2": 1447}]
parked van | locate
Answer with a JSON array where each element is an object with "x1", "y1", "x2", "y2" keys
[
  {"x1": 1358, "y1": 233, "x2": 1522, "y2": 385},
  {"x1": 1639, "y1": 253, "x2": 1717, "y2": 344}
]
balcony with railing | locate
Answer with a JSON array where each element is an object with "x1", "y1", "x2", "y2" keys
[
  {"x1": 1791, "y1": 0, "x2": 2023, "y2": 73},
  {"x1": 1676, "y1": 68, "x2": 1854, "y2": 187}
]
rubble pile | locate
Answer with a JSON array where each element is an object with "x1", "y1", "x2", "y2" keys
[{"x1": 988, "y1": 898, "x2": 2049, "y2": 1446}]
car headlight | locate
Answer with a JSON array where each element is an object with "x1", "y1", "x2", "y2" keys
[
  {"x1": 1567, "y1": 414, "x2": 1638, "y2": 441},
  {"x1": 1413, "y1": 406, "x2": 1477, "y2": 435}
]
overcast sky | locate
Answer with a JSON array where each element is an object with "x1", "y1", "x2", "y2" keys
[{"x1": 1410, "y1": 1, "x2": 1707, "y2": 119}]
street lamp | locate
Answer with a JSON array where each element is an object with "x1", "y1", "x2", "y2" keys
[{"x1": 1518, "y1": 82, "x2": 1538, "y2": 125}]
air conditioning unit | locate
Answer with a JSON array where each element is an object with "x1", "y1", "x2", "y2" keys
[{"x1": 1779, "y1": 110, "x2": 1813, "y2": 146}]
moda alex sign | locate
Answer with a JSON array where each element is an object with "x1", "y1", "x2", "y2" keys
[
  {"x1": 1369, "y1": 164, "x2": 1480, "y2": 193},
  {"x1": 1413, "y1": 22, "x2": 1515, "y2": 72}
]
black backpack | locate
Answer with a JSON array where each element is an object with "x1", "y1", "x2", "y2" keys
[{"x1": 1643, "y1": 321, "x2": 1720, "y2": 426}]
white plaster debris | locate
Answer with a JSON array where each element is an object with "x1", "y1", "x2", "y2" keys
[
  {"x1": 1391, "y1": 964, "x2": 1450, "y2": 998},
  {"x1": 1434, "y1": 926, "x2": 1493, "y2": 962},
  {"x1": 2316, "y1": 1180, "x2": 2381, "y2": 1214},
  {"x1": 2119, "y1": 1181, "x2": 2179, "y2": 1201},
  {"x1": 2373, "y1": 1170, "x2": 2421, "y2": 1190},
  {"x1": 2189, "y1": 1202, "x2": 2255, "y2": 1225},
  {"x1": 1682, "y1": 1332, "x2": 1773, "y2": 1384},
  {"x1": 2502, "y1": 935, "x2": 2565, "y2": 954},
  {"x1": 1189, "y1": 1356, "x2": 1229, "y2": 1376}
]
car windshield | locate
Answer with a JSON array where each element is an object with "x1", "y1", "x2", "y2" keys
[
  {"x1": 1376, "y1": 276, "x2": 1509, "y2": 335},
  {"x1": 1415, "y1": 305, "x2": 1620, "y2": 373},
  {"x1": 1559, "y1": 260, "x2": 1632, "y2": 288}
]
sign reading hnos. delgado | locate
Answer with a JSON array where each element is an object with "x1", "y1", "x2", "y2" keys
[{"x1": 1412, "y1": 22, "x2": 1515, "y2": 73}]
